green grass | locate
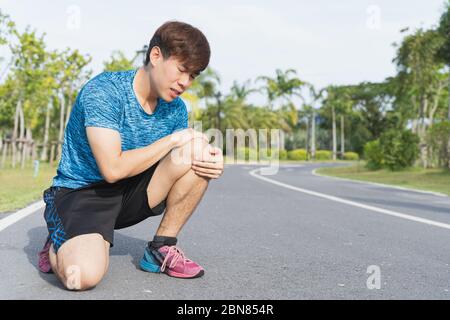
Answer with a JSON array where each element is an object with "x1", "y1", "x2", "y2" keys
[
  {"x1": 316, "y1": 162, "x2": 450, "y2": 196},
  {"x1": 0, "y1": 161, "x2": 57, "y2": 213}
]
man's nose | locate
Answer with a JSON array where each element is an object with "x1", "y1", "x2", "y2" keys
[{"x1": 178, "y1": 73, "x2": 190, "y2": 88}]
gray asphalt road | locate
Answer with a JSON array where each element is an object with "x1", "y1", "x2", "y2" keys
[{"x1": 1, "y1": 163, "x2": 449, "y2": 299}]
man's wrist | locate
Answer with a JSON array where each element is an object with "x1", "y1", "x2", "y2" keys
[{"x1": 165, "y1": 133, "x2": 179, "y2": 150}]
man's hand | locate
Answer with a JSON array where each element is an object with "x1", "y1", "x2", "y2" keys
[
  {"x1": 191, "y1": 145, "x2": 224, "y2": 179},
  {"x1": 170, "y1": 128, "x2": 209, "y2": 148}
]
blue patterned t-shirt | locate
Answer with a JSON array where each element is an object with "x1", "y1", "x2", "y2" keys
[{"x1": 52, "y1": 69, "x2": 188, "y2": 189}]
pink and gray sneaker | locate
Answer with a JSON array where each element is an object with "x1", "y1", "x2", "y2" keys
[
  {"x1": 38, "y1": 237, "x2": 53, "y2": 273},
  {"x1": 140, "y1": 245, "x2": 204, "y2": 279}
]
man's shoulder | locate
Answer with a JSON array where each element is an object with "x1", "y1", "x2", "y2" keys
[{"x1": 81, "y1": 69, "x2": 134, "y2": 97}]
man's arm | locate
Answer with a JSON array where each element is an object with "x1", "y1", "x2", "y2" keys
[{"x1": 86, "y1": 127, "x2": 207, "y2": 183}]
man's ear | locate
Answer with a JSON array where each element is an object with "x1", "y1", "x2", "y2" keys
[{"x1": 149, "y1": 46, "x2": 162, "y2": 67}]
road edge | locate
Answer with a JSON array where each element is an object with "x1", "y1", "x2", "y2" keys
[
  {"x1": 250, "y1": 168, "x2": 450, "y2": 230},
  {"x1": 0, "y1": 200, "x2": 45, "y2": 232},
  {"x1": 312, "y1": 168, "x2": 449, "y2": 198}
]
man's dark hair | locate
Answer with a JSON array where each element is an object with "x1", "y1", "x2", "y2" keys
[{"x1": 144, "y1": 21, "x2": 210, "y2": 76}]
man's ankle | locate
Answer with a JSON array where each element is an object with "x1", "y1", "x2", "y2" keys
[{"x1": 148, "y1": 235, "x2": 177, "y2": 249}]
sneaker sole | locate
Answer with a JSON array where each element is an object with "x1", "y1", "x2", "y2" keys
[{"x1": 165, "y1": 269, "x2": 205, "y2": 279}]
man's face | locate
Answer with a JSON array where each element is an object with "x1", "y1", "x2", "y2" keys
[{"x1": 149, "y1": 48, "x2": 197, "y2": 102}]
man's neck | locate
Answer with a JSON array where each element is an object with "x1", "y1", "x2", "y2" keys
[{"x1": 133, "y1": 66, "x2": 158, "y2": 114}]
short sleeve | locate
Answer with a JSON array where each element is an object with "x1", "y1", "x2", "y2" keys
[
  {"x1": 172, "y1": 98, "x2": 189, "y2": 133},
  {"x1": 82, "y1": 78, "x2": 122, "y2": 132}
]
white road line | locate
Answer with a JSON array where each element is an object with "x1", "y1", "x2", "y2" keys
[
  {"x1": 249, "y1": 168, "x2": 450, "y2": 231},
  {"x1": 312, "y1": 168, "x2": 448, "y2": 198},
  {"x1": 0, "y1": 200, "x2": 44, "y2": 232}
]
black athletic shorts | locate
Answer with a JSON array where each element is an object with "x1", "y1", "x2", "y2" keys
[{"x1": 42, "y1": 161, "x2": 166, "y2": 253}]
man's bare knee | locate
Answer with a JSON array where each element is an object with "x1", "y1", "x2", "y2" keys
[
  {"x1": 170, "y1": 138, "x2": 209, "y2": 167},
  {"x1": 62, "y1": 262, "x2": 105, "y2": 291},
  {"x1": 53, "y1": 234, "x2": 109, "y2": 291}
]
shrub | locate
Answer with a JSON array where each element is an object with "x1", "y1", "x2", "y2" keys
[
  {"x1": 258, "y1": 148, "x2": 276, "y2": 159},
  {"x1": 287, "y1": 149, "x2": 308, "y2": 161},
  {"x1": 380, "y1": 129, "x2": 419, "y2": 170},
  {"x1": 343, "y1": 152, "x2": 359, "y2": 161},
  {"x1": 315, "y1": 150, "x2": 332, "y2": 160},
  {"x1": 236, "y1": 147, "x2": 258, "y2": 161},
  {"x1": 279, "y1": 149, "x2": 288, "y2": 160},
  {"x1": 427, "y1": 121, "x2": 450, "y2": 168},
  {"x1": 364, "y1": 130, "x2": 420, "y2": 171},
  {"x1": 260, "y1": 148, "x2": 289, "y2": 160},
  {"x1": 363, "y1": 140, "x2": 383, "y2": 170},
  {"x1": 235, "y1": 147, "x2": 288, "y2": 161}
]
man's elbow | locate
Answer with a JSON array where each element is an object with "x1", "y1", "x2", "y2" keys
[{"x1": 102, "y1": 168, "x2": 121, "y2": 184}]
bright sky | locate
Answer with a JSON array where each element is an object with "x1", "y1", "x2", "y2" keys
[{"x1": 0, "y1": 0, "x2": 446, "y2": 106}]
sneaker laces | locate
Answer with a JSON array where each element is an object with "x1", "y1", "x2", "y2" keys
[{"x1": 160, "y1": 246, "x2": 186, "y2": 272}]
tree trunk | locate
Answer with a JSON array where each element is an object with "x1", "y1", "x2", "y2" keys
[
  {"x1": 448, "y1": 75, "x2": 450, "y2": 169},
  {"x1": 50, "y1": 143, "x2": 56, "y2": 166},
  {"x1": 0, "y1": 134, "x2": 3, "y2": 168},
  {"x1": 419, "y1": 97, "x2": 428, "y2": 168},
  {"x1": 305, "y1": 116, "x2": 310, "y2": 155},
  {"x1": 65, "y1": 95, "x2": 72, "y2": 128},
  {"x1": 311, "y1": 110, "x2": 316, "y2": 160},
  {"x1": 17, "y1": 104, "x2": 25, "y2": 166},
  {"x1": 21, "y1": 127, "x2": 31, "y2": 169},
  {"x1": 332, "y1": 105, "x2": 337, "y2": 161},
  {"x1": 31, "y1": 141, "x2": 37, "y2": 163},
  {"x1": 11, "y1": 99, "x2": 21, "y2": 168},
  {"x1": 27, "y1": 129, "x2": 33, "y2": 162},
  {"x1": 216, "y1": 98, "x2": 221, "y2": 134},
  {"x1": 41, "y1": 100, "x2": 51, "y2": 161},
  {"x1": 57, "y1": 91, "x2": 66, "y2": 162},
  {"x1": 340, "y1": 115, "x2": 345, "y2": 159},
  {"x1": 418, "y1": 121, "x2": 428, "y2": 169},
  {"x1": 1, "y1": 141, "x2": 8, "y2": 169},
  {"x1": 411, "y1": 119, "x2": 418, "y2": 134},
  {"x1": 428, "y1": 80, "x2": 444, "y2": 168}
]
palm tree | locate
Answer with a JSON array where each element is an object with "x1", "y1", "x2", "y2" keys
[
  {"x1": 300, "y1": 104, "x2": 315, "y2": 156},
  {"x1": 186, "y1": 67, "x2": 221, "y2": 126},
  {"x1": 220, "y1": 95, "x2": 249, "y2": 130},
  {"x1": 245, "y1": 105, "x2": 280, "y2": 130},
  {"x1": 257, "y1": 69, "x2": 307, "y2": 151},
  {"x1": 230, "y1": 79, "x2": 258, "y2": 102},
  {"x1": 321, "y1": 85, "x2": 353, "y2": 160},
  {"x1": 306, "y1": 85, "x2": 324, "y2": 159},
  {"x1": 256, "y1": 68, "x2": 306, "y2": 109},
  {"x1": 189, "y1": 67, "x2": 221, "y2": 106},
  {"x1": 277, "y1": 102, "x2": 298, "y2": 148}
]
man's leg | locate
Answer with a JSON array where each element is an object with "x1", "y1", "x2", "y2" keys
[
  {"x1": 147, "y1": 138, "x2": 210, "y2": 237},
  {"x1": 141, "y1": 138, "x2": 210, "y2": 278},
  {"x1": 156, "y1": 168, "x2": 209, "y2": 237},
  {"x1": 48, "y1": 233, "x2": 109, "y2": 291}
]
